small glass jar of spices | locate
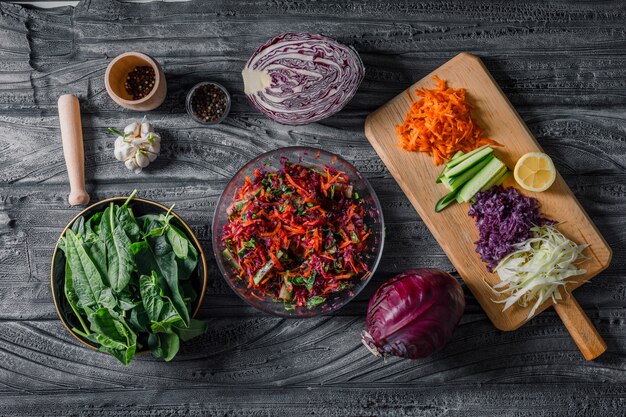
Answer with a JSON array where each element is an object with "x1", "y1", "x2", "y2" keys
[{"x1": 186, "y1": 82, "x2": 231, "y2": 125}]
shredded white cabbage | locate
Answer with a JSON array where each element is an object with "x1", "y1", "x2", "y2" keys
[{"x1": 492, "y1": 224, "x2": 588, "y2": 319}]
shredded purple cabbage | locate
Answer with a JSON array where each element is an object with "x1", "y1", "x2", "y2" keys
[{"x1": 468, "y1": 186, "x2": 551, "y2": 271}]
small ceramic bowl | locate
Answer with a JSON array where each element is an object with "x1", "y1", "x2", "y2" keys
[
  {"x1": 50, "y1": 196, "x2": 208, "y2": 352},
  {"x1": 186, "y1": 81, "x2": 231, "y2": 125},
  {"x1": 105, "y1": 52, "x2": 167, "y2": 111}
]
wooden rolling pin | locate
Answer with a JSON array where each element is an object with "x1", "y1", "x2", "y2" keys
[{"x1": 58, "y1": 94, "x2": 90, "y2": 206}]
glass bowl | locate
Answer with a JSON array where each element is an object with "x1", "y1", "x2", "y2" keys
[
  {"x1": 212, "y1": 147, "x2": 384, "y2": 317},
  {"x1": 185, "y1": 81, "x2": 231, "y2": 125}
]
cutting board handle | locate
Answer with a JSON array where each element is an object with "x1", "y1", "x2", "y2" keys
[{"x1": 554, "y1": 296, "x2": 606, "y2": 360}]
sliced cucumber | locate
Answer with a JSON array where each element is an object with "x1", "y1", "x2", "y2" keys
[
  {"x1": 444, "y1": 147, "x2": 494, "y2": 178},
  {"x1": 495, "y1": 169, "x2": 510, "y2": 186},
  {"x1": 253, "y1": 250, "x2": 284, "y2": 284},
  {"x1": 436, "y1": 151, "x2": 465, "y2": 183},
  {"x1": 480, "y1": 168, "x2": 510, "y2": 192},
  {"x1": 456, "y1": 158, "x2": 507, "y2": 203},
  {"x1": 223, "y1": 248, "x2": 241, "y2": 270},
  {"x1": 278, "y1": 283, "x2": 292, "y2": 300},
  {"x1": 451, "y1": 150, "x2": 465, "y2": 160},
  {"x1": 435, "y1": 189, "x2": 460, "y2": 212},
  {"x1": 442, "y1": 154, "x2": 494, "y2": 192},
  {"x1": 444, "y1": 144, "x2": 490, "y2": 169}
]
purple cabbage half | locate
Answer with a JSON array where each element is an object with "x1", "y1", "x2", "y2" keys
[
  {"x1": 362, "y1": 269, "x2": 465, "y2": 359},
  {"x1": 242, "y1": 32, "x2": 365, "y2": 125}
]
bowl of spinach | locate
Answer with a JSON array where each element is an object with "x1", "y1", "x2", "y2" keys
[{"x1": 51, "y1": 191, "x2": 208, "y2": 365}]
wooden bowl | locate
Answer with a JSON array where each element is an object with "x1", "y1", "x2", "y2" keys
[
  {"x1": 50, "y1": 196, "x2": 208, "y2": 352},
  {"x1": 105, "y1": 52, "x2": 167, "y2": 111}
]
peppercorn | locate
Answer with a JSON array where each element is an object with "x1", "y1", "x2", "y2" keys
[
  {"x1": 124, "y1": 65, "x2": 155, "y2": 100},
  {"x1": 190, "y1": 83, "x2": 229, "y2": 123}
]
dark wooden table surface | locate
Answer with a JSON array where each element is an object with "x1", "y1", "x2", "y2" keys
[{"x1": 1, "y1": 0, "x2": 625, "y2": 415}]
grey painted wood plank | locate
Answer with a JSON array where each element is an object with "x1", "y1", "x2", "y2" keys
[
  {"x1": 0, "y1": 0, "x2": 625, "y2": 415},
  {"x1": 1, "y1": 383, "x2": 623, "y2": 417}
]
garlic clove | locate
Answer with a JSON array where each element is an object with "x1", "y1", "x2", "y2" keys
[
  {"x1": 131, "y1": 136, "x2": 147, "y2": 147},
  {"x1": 115, "y1": 141, "x2": 136, "y2": 162},
  {"x1": 114, "y1": 137, "x2": 125, "y2": 161},
  {"x1": 142, "y1": 131, "x2": 160, "y2": 145},
  {"x1": 141, "y1": 121, "x2": 153, "y2": 136},
  {"x1": 125, "y1": 158, "x2": 138, "y2": 172},
  {"x1": 147, "y1": 151, "x2": 158, "y2": 162},
  {"x1": 147, "y1": 141, "x2": 161, "y2": 154},
  {"x1": 135, "y1": 150, "x2": 150, "y2": 168},
  {"x1": 124, "y1": 122, "x2": 140, "y2": 137}
]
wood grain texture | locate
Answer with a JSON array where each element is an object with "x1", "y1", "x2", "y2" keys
[
  {"x1": 364, "y1": 52, "x2": 611, "y2": 333},
  {"x1": 0, "y1": 0, "x2": 625, "y2": 415},
  {"x1": 57, "y1": 94, "x2": 89, "y2": 205},
  {"x1": 554, "y1": 296, "x2": 607, "y2": 360}
]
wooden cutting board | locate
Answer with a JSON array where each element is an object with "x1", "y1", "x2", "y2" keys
[{"x1": 364, "y1": 52, "x2": 612, "y2": 359}]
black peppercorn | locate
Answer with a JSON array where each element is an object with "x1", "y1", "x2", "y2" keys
[
  {"x1": 190, "y1": 83, "x2": 229, "y2": 123},
  {"x1": 125, "y1": 66, "x2": 156, "y2": 100}
]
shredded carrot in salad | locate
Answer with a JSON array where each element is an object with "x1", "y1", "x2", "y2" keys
[
  {"x1": 396, "y1": 77, "x2": 501, "y2": 165},
  {"x1": 221, "y1": 160, "x2": 372, "y2": 310}
]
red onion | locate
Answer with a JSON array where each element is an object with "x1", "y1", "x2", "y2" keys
[
  {"x1": 242, "y1": 32, "x2": 365, "y2": 125},
  {"x1": 362, "y1": 268, "x2": 465, "y2": 359}
]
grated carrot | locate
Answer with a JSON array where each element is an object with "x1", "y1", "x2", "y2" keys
[
  {"x1": 222, "y1": 160, "x2": 372, "y2": 309},
  {"x1": 396, "y1": 76, "x2": 501, "y2": 165}
]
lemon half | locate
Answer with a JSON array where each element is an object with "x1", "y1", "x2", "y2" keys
[{"x1": 513, "y1": 152, "x2": 556, "y2": 192}]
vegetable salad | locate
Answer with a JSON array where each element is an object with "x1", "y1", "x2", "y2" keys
[{"x1": 221, "y1": 160, "x2": 372, "y2": 310}]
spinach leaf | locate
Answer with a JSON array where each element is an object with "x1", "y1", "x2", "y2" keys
[
  {"x1": 176, "y1": 241, "x2": 198, "y2": 281},
  {"x1": 64, "y1": 259, "x2": 90, "y2": 335},
  {"x1": 149, "y1": 236, "x2": 190, "y2": 327},
  {"x1": 97, "y1": 344, "x2": 135, "y2": 366},
  {"x1": 181, "y1": 280, "x2": 197, "y2": 303},
  {"x1": 150, "y1": 321, "x2": 172, "y2": 334},
  {"x1": 139, "y1": 272, "x2": 164, "y2": 321},
  {"x1": 117, "y1": 287, "x2": 140, "y2": 311},
  {"x1": 71, "y1": 216, "x2": 85, "y2": 236},
  {"x1": 150, "y1": 303, "x2": 184, "y2": 334},
  {"x1": 100, "y1": 204, "x2": 134, "y2": 292},
  {"x1": 88, "y1": 308, "x2": 134, "y2": 344},
  {"x1": 132, "y1": 238, "x2": 190, "y2": 327},
  {"x1": 148, "y1": 332, "x2": 179, "y2": 362},
  {"x1": 167, "y1": 224, "x2": 189, "y2": 259},
  {"x1": 117, "y1": 207, "x2": 142, "y2": 243},
  {"x1": 128, "y1": 304, "x2": 150, "y2": 333},
  {"x1": 85, "y1": 212, "x2": 103, "y2": 234},
  {"x1": 84, "y1": 236, "x2": 108, "y2": 286},
  {"x1": 117, "y1": 194, "x2": 142, "y2": 243},
  {"x1": 144, "y1": 210, "x2": 173, "y2": 236},
  {"x1": 97, "y1": 288, "x2": 117, "y2": 312},
  {"x1": 137, "y1": 214, "x2": 162, "y2": 234},
  {"x1": 159, "y1": 302, "x2": 183, "y2": 324},
  {"x1": 140, "y1": 272, "x2": 184, "y2": 334},
  {"x1": 142, "y1": 206, "x2": 174, "y2": 237},
  {"x1": 173, "y1": 319, "x2": 208, "y2": 342},
  {"x1": 64, "y1": 230, "x2": 105, "y2": 309},
  {"x1": 87, "y1": 308, "x2": 137, "y2": 365}
]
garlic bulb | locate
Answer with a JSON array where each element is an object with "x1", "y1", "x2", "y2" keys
[{"x1": 111, "y1": 117, "x2": 161, "y2": 174}]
